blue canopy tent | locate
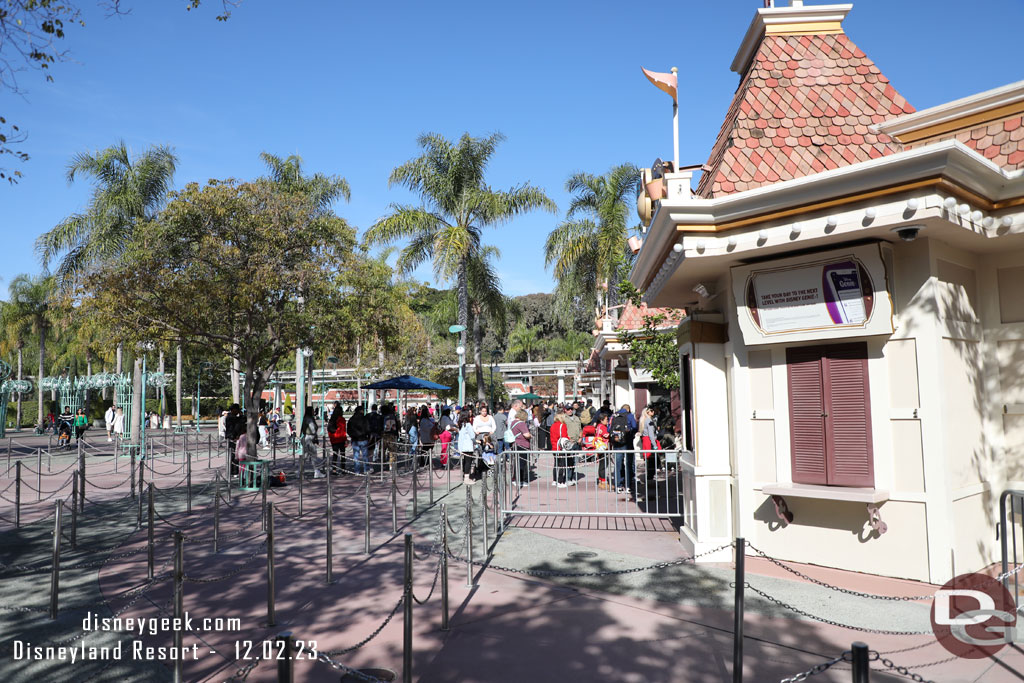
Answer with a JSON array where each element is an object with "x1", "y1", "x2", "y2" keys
[{"x1": 362, "y1": 375, "x2": 450, "y2": 412}]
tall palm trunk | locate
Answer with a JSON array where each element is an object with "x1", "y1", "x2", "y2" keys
[
  {"x1": 473, "y1": 310, "x2": 485, "y2": 401},
  {"x1": 457, "y1": 259, "x2": 469, "y2": 404},
  {"x1": 231, "y1": 350, "x2": 240, "y2": 403},
  {"x1": 37, "y1": 331, "x2": 44, "y2": 427},
  {"x1": 130, "y1": 358, "x2": 143, "y2": 444},
  {"x1": 16, "y1": 346, "x2": 22, "y2": 430},
  {"x1": 157, "y1": 350, "x2": 165, "y2": 422},
  {"x1": 115, "y1": 342, "x2": 123, "y2": 405},
  {"x1": 176, "y1": 345, "x2": 183, "y2": 428}
]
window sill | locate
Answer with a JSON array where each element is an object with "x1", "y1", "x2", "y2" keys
[{"x1": 761, "y1": 483, "x2": 889, "y2": 504}]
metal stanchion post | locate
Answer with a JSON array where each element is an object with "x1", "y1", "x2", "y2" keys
[
  {"x1": 481, "y1": 475, "x2": 489, "y2": 555},
  {"x1": 36, "y1": 448, "x2": 42, "y2": 501},
  {"x1": 131, "y1": 452, "x2": 136, "y2": 499},
  {"x1": 186, "y1": 456, "x2": 192, "y2": 515},
  {"x1": 391, "y1": 462, "x2": 398, "y2": 534},
  {"x1": 137, "y1": 455, "x2": 145, "y2": 528},
  {"x1": 207, "y1": 434, "x2": 211, "y2": 469},
  {"x1": 428, "y1": 445, "x2": 434, "y2": 507},
  {"x1": 49, "y1": 501, "x2": 62, "y2": 620},
  {"x1": 261, "y1": 463, "x2": 268, "y2": 531},
  {"x1": 465, "y1": 485, "x2": 473, "y2": 588},
  {"x1": 147, "y1": 483, "x2": 155, "y2": 579},
  {"x1": 225, "y1": 438, "x2": 231, "y2": 484},
  {"x1": 441, "y1": 503, "x2": 449, "y2": 632},
  {"x1": 446, "y1": 451, "x2": 451, "y2": 494},
  {"x1": 412, "y1": 454, "x2": 419, "y2": 518},
  {"x1": 266, "y1": 503, "x2": 275, "y2": 627},
  {"x1": 213, "y1": 475, "x2": 220, "y2": 553},
  {"x1": 173, "y1": 531, "x2": 184, "y2": 683},
  {"x1": 70, "y1": 471, "x2": 78, "y2": 550},
  {"x1": 733, "y1": 537, "x2": 745, "y2": 683},
  {"x1": 276, "y1": 631, "x2": 295, "y2": 683},
  {"x1": 326, "y1": 463, "x2": 333, "y2": 585},
  {"x1": 78, "y1": 448, "x2": 85, "y2": 512},
  {"x1": 298, "y1": 455, "x2": 304, "y2": 517},
  {"x1": 14, "y1": 461, "x2": 21, "y2": 528},
  {"x1": 493, "y1": 464, "x2": 501, "y2": 536},
  {"x1": 851, "y1": 641, "x2": 869, "y2": 683},
  {"x1": 403, "y1": 533, "x2": 413, "y2": 683},
  {"x1": 364, "y1": 474, "x2": 371, "y2": 554}
]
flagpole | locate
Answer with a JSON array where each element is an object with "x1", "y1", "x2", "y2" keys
[{"x1": 671, "y1": 66, "x2": 679, "y2": 171}]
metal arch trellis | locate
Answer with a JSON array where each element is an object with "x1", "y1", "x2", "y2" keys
[{"x1": 0, "y1": 359, "x2": 32, "y2": 438}]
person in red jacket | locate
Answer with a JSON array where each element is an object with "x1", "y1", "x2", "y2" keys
[
  {"x1": 327, "y1": 402, "x2": 347, "y2": 474},
  {"x1": 550, "y1": 409, "x2": 572, "y2": 488}
]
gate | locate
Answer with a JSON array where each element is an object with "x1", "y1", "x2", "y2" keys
[
  {"x1": 999, "y1": 489, "x2": 1024, "y2": 612},
  {"x1": 496, "y1": 448, "x2": 695, "y2": 526}
]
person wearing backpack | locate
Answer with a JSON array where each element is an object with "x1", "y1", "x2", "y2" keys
[
  {"x1": 327, "y1": 402, "x2": 347, "y2": 474},
  {"x1": 347, "y1": 406, "x2": 370, "y2": 475},
  {"x1": 492, "y1": 402, "x2": 507, "y2": 460},
  {"x1": 611, "y1": 404, "x2": 637, "y2": 495},
  {"x1": 417, "y1": 405, "x2": 436, "y2": 468},
  {"x1": 507, "y1": 409, "x2": 532, "y2": 485}
]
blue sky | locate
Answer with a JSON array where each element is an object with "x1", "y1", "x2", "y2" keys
[{"x1": 4, "y1": 0, "x2": 1023, "y2": 296}]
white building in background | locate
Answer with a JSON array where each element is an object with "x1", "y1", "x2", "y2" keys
[{"x1": 632, "y1": 1, "x2": 1024, "y2": 583}]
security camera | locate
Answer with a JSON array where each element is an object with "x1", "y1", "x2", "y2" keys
[{"x1": 891, "y1": 225, "x2": 922, "y2": 242}]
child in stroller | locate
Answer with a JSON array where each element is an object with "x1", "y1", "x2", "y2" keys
[{"x1": 56, "y1": 418, "x2": 73, "y2": 450}]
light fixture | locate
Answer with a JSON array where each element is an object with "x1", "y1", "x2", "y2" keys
[
  {"x1": 757, "y1": 229, "x2": 768, "y2": 243},
  {"x1": 672, "y1": 242, "x2": 683, "y2": 253},
  {"x1": 864, "y1": 207, "x2": 876, "y2": 220},
  {"x1": 456, "y1": 345, "x2": 466, "y2": 356},
  {"x1": 906, "y1": 198, "x2": 919, "y2": 211},
  {"x1": 825, "y1": 216, "x2": 838, "y2": 230},
  {"x1": 942, "y1": 197, "x2": 957, "y2": 210},
  {"x1": 695, "y1": 240, "x2": 706, "y2": 252},
  {"x1": 983, "y1": 217, "x2": 995, "y2": 228},
  {"x1": 1001, "y1": 216, "x2": 1014, "y2": 228},
  {"x1": 727, "y1": 236, "x2": 737, "y2": 248},
  {"x1": 958, "y1": 203, "x2": 970, "y2": 215},
  {"x1": 301, "y1": 347, "x2": 313, "y2": 358},
  {"x1": 891, "y1": 225, "x2": 924, "y2": 242},
  {"x1": 971, "y1": 210, "x2": 983, "y2": 223},
  {"x1": 790, "y1": 223, "x2": 802, "y2": 238}
]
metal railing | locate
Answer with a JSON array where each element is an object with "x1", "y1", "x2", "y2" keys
[
  {"x1": 494, "y1": 447, "x2": 694, "y2": 523},
  {"x1": 999, "y1": 489, "x2": 1024, "y2": 614}
]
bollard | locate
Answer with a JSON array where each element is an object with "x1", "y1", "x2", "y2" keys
[
  {"x1": 49, "y1": 501, "x2": 62, "y2": 619},
  {"x1": 298, "y1": 455, "x2": 304, "y2": 516},
  {"x1": 213, "y1": 475, "x2": 220, "y2": 553},
  {"x1": 851, "y1": 642, "x2": 869, "y2": 683},
  {"x1": 276, "y1": 631, "x2": 295, "y2": 683},
  {"x1": 261, "y1": 463, "x2": 268, "y2": 531},
  {"x1": 6, "y1": 436, "x2": 9, "y2": 475},
  {"x1": 36, "y1": 448, "x2": 42, "y2": 501},
  {"x1": 186, "y1": 456, "x2": 192, "y2": 515},
  {"x1": 326, "y1": 463, "x2": 333, "y2": 585},
  {"x1": 441, "y1": 503, "x2": 449, "y2": 632},
  {"x1": 173, "y1": 530, "x2": 184, "y2": 683},
  {"x1": 78, "y1": 448, "x2": 86, "y2": 513},
  {"x1": 147, "y1": 484, "x2": 155, "y2": 579},
  {"x1": 412, "y1": 455, "x2": 419, "y2": 518},
  {"x1": 131, "y1": 452, "x2": 137, "y2": 499},
  {"x1": 391, "y1": 462, "x2": 398, "y2": 534},
  {"x1": 224, "y1": 438, "x2": 231, "y2": 484},
  {"x1": 207, "y1": 434, "x2": 211, "y2": 469},
  {"x1": 733, "y1": 537, "x2": 745, "y2": 683},
  {"x1": 137, "y1": 457, "x2": 145, "y2": 529},
  {"x1": 428, "y1": 448, "x2": 434, "y2": 508},
  {"x1": 465, "y1": 485, "x2": 474, "y2": 588},
  {"x1": 481, "y1": 474, "x2": 489, "y2": 555},
  {"x1": 403, "y1": 533, "x2": 413, "y2": 683},
  {"x1": 364, "y1": 474, "x2": 371, "y2": 555},
  {"x1": 70, "y1": 471, "x2": 78, "y2": 550},
  {"x1": 266, "y1": 503, "x2": 276, "y2": 626},
  {"x1": 493, "y1": 465, "x2": 501, "y2": 536},
  {"x1": 14, "y1": 460, "x2": 20, "y2": 528},
  {"x1": 48, "y1": 434, "x2": 52, "y2": 456},
  {"x1": 446, "y1": 451, "x2": 451, "y2": 495}
]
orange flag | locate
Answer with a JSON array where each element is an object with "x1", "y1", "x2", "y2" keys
[{"x1": 641, "y1": 67, "x2": 677, "y2": 103}]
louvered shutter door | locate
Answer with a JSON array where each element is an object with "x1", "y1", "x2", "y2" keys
[
  {"x1": 634, "y1": 388, "x2": 649, "y2": 417},
  {"x1": 823, "y1": 343, "x2": 874, "y2": 487},
  {"x1": 786, "y1": 347, "x2": 828, "y2": 485}
]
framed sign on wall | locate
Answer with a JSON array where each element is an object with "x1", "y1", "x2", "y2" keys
[{"x1": 731, "y1": 243, "x2": 894, "y2": 346}]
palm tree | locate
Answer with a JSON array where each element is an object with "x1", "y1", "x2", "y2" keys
[
  {"x1": 36, "y1": 141, "x2": 177, "y2": 437},
  {"x1": 260, "y1": 152, "x2": 351, "y2": 209},
  {"x1": 6, "y1": 274, "x2": 55, "y2": 427},
  {"x1": 544, "y1": 163, "x2": 641, "y2": 317},
  {"x1": 0, "y1": 302, "x2": 29, "y2": 429},
  {"x1": 466, "y1": 248, "x2": 512, "y2": 400},
  {"x1": 508, "y1": 324, "x2": 542, "y2": 363},
  {"x1": 365, "y1": 132, "x2": 556, "y2": 379},
  {"x1": 547, "y1": 331, "x2": 593, "y2": 361}
]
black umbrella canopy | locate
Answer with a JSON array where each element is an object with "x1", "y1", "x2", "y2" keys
[{"x1": 362, "y1": 375, "x2": 450, "y2": 391}]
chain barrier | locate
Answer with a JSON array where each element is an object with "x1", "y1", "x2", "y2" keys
[
  {"x1": 83, "y1": 472, "x2": 136, "y2": 490},
  {"x1": 19, "y1": 459, "x2": 80, "y2": 477},
  {"x1": 314, "y1": 650, "x2": 383, "y2": 682},
  {"x1": 17, "y1": 472, "x2": 75, "y2": 496},
  {"x1": 779, "y1": 650, "x2": 851, "y2": 683},
  {"x1": 226, "y1": 654, "x2": 264, "y2": 681},
  {"x1": 742, "y1": 582, "x2": 932, "y2": 635},
  {"x1": 322, "y1": 594, "x2": 405, "y2": 657},
  {"x1": 183, "y1": 541, "x2": 268, "y2": 584}
]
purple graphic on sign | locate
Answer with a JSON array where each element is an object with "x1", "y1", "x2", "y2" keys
[{"x1": 822, "y1": 261, "x2": 866, "y2": 325}]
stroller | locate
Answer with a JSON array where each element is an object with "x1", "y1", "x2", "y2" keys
[{"x1": 56, "y1": 419, "x2": 73, "y2": 450}]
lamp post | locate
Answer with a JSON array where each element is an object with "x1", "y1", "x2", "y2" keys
[
  {"x1": 448, "y1": 325, "x2": 467, "y2": 407},
  {"x1": 324, "y1": 356, "x2": 339, "y2": 435},
  {"x1": 197, "y1": 362, "x2": 213, "y2": 434}
]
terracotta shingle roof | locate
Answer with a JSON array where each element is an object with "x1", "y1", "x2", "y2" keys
[
  {"x1": 906, "y1": 115, "x2": 1024, "y2": 171},
  {"x1": 696, "y1": 32, "x2": 914, "y2": 198},
  {"x1": 616, "y1": 303, "x2": 685, "y2": 331}
]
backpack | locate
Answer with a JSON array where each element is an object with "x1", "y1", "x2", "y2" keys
[
  {"x1": 504, "y1": 420, "x2": 517, "y2": 444},
  {"x1": 610, "y1": 414, "x2": 629, "y2": 444},
  {"x1": 384, "y1": 414, "x2": 398, "y2": 434}
]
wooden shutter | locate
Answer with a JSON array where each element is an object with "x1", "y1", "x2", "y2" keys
[
  {"x1": 634, "y1": 388, "x2": 649, "y2": 417},
  {"x1": 823, "y1": 343, "x2": 874, "y2": 487},
  {"x1": 786, "y1": 347, "x2": 828, "y2": 485}
]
